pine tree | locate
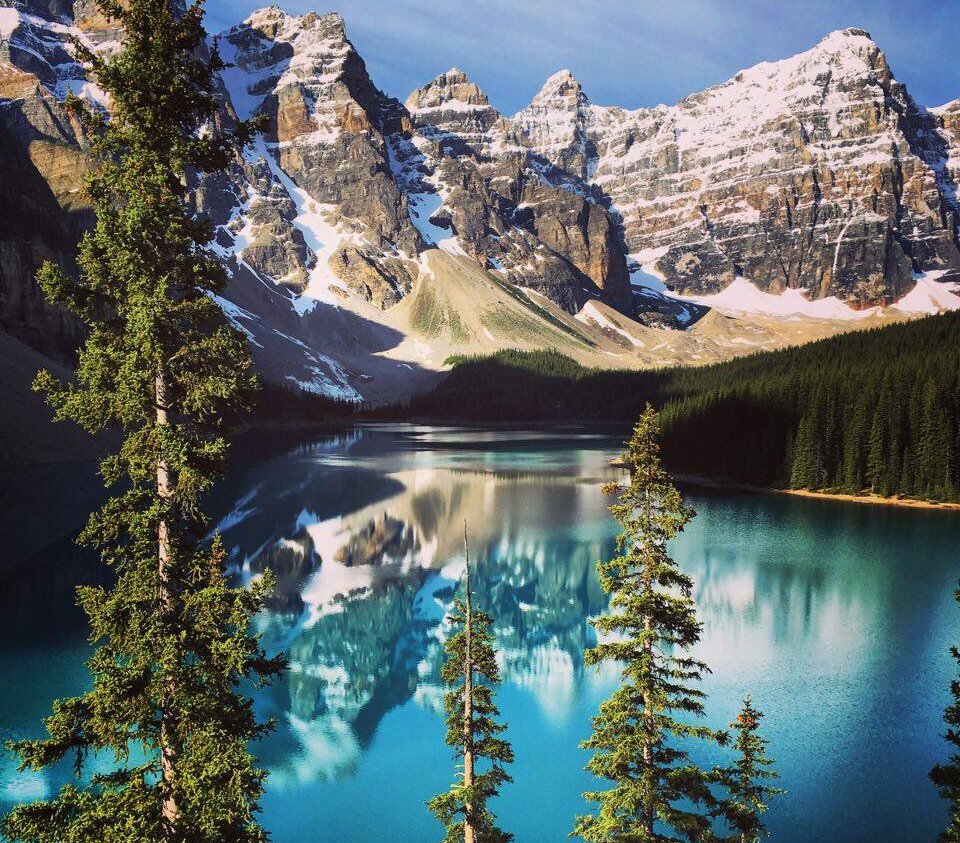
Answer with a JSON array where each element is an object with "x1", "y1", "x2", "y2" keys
[
  {"x1": 917, "y1": 378, "x2": 954, "y2": 498},
  {"x1": 429, "y1": 523, "x2": 514, "y2": 843},
  {"x1": 788, "y1": 410, "x2": 816, "y2": 490},
  {"x1": 2, "y1": 2, "x2": 284, "y2": 841},
  {"x1": 931, "y1": 585, "x2": 960, "y2": 843},
  {"x1": 867, "y1": 389, "x2": 889, "y2": 495},
  {"x1": 840, "y1": 398, "x2": 869, "y2": 493},
  {"x1": 718, "y1": 697, "x2": 783, "y2": 843},
  {"x1": 574, "y1": 405, "x2": 725, "y2": 842}
]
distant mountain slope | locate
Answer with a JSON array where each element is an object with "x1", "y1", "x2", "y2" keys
[{"x1": 1, "y1": 3, "x2": 959, "y2": 410}]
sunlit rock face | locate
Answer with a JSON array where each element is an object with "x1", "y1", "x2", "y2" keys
[
  {"x1": 517, "y1": 29, "x2": 960, "y2": 305},
  {"x1": 216, "y1": 7, "x2": 421, "y2": 310},
  {"x1": 4, "y1": 5, "x2": 960, "y2": 403},
  {"x1": 402, "y1": 67, "x2": 633, "y2": 314},
  {"x1": 221, "y1": 9, "x2": 418, "y2": 254}
]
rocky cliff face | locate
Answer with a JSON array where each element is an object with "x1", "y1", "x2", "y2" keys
[
  {"x1": 516, "y1": 29, "x2": 960, "y2": 304},
  {"x1": 0, "y1": 1, "x2": 100, "y2": 359},
  {"x1": 212, "y1": 7, "x2": 422, "y2": 308},
  {"x1": 205, "y1": 8, "x2": 634, "y2": 319},
  {"x1": 2, "y1": 5, "x2": 960, "y2": 405},
  {"x1": 397, "y1": 67, "x2": 632, "y2": 313}
]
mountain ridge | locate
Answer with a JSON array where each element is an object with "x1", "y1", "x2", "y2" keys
[{"x1": 1, "y1": 2, "x2": 959, "y2": 411}]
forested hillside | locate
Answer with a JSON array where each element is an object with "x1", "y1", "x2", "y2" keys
[{"x1": 404, "y1": 313, "x2": 960, "y2": 502}]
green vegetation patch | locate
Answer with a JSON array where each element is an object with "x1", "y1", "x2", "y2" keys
[
  {"x1": 409, "y1": 282, "x2": 445, "y2": 338},
  {"x1": 490, "y1": 277, "x2": 596, "y2": 348}
]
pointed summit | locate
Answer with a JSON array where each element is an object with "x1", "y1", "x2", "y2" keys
[
  {"x1": 823, "y1": 26, "x2": 874, "y2": 44},
  {"x1": 406, "y1": 67, "x2": 493, "y2": 113},
  {"x1": 513, "y1": 69, "x2": 593, "y2": 180},
  {"x1": 809, "y1": 27, "x2": 884, "y2": 62},
  {"x1": 531, "y1": 68, "x2": 587, "y2": 105}
]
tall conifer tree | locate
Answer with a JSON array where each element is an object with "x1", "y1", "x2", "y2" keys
[
  {"x1": 429, "y1": 524, "x2": 514, "y2": 843},
  {"x1": 931, "y1": 584, "x2": 960, "y2": 843},
  {"x1": 2, "y1": 1, "x2": 284, "y2": 840},
  {"x1": 574, "y1": 406, "x2": 725, "y2": 842},
  {"x1": 718, "y1": 697, "x2": 783, "y2": 843}
]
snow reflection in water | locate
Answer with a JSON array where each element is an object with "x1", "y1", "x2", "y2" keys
[{"x1": 2, "y1": 424, "x2": 958, "y2": 843}]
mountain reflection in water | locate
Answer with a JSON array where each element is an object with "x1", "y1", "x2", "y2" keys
[
  {"x1": 210, "y1": 427, "x2": 618, "y2": 788},
  {"x1": 2, "y1": 424, "x2": 958, "y2": 843}
]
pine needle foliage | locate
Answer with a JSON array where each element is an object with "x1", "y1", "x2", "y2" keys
[
  {"x1": 2, "y1": 1, "x2": 284, "y2": 841},
  {"x1": 429, "y1": 526, "x2": 514, "y2": 843},
  {"x1": 931, "y1": 585, "x2": 960, "y2": 843},
  {"x1": 574, "y1": 405, "x2": 725, "y2": 843},
  {"x1": 717, "y1": 697, "x2": 783, "y2": 843}
]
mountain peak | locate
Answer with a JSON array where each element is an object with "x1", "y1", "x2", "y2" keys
[
  {"x1": 532, "y1": 68, "x2": 586, "y2": 102},
  {"x1": 545, "y1": 68, "x2": 577, "y2": 86},
  {"x1": 701, "y1": 23, "x2": 889, "y2": 105},
  {"x1": 813, "y1": 26, "x2": 879, "y2": 55},
  {"x1": 800, "y1": 27, "x2": 889, "y2": 80},
  {"x1": 527, "y1": 68, "x2": 588, "y2": 110},
  {"x1": 406, "y1": 67, "x2": 492, "y2": 113},
  {"x1": 827, "y1": 26, "x2": 874, "y2": 42},
  {"x1": 235, "y1": 7, "x2": 346, "y2": 41}
]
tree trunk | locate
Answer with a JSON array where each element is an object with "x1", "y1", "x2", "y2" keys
[
  {"x1": 642, "y1": 475, "x2": 654, "y2": 838},
  {"x1": 156, "y1": 369, "x2": 179, "y2": 837},
  {"x1": 463, "y1": 521, "x2": 475, "y2": 843},
  {"x1": 643, "y1": 609, "x2": 653, "y2": 837}
]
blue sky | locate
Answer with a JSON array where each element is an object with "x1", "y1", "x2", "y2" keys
[{"x1": 205, "y1": 0, "x2": 960, "y2": 113}]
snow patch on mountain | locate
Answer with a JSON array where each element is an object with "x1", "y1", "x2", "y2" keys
[
  {"x1": 0, "y1": 8, "x2": 21, "y2": 40},
  {"x1": 212, "y1": 294, "x2": 265, "y2": 348},
  {"x1": 386, "y1": 132, "x2": 467, "y2": 256},
  {"x1": 893, "y1": 271, "x2": 960, "y2": 314},
  {"x1": 267, "y1": 326, "x2": 361, "y2": 400},
  {"x1": 576, "y1": 301, "x2": 645, "y2": 347},
  {"x1": 217, "y1": 38, "x2": 266, "y2": 121},
  {"x1": 55, "y1": 78, "x2": 110, "y2": 110},
  {"x1": 248, "y1": 139, "x2": 356, "y2": 314},
  {"x1": 686, "y1": 277, "x2": 879, "y2": 320},
  {"x1": 628, "y1": 260, "x2": 669, "y2": 293}
]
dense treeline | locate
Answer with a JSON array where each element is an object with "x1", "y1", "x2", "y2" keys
[
  {"x1": 400, "y1": 349, "x2": 665, "y2": 422},
  {"x1": 247, "y1": 379, "x2": 359, "y2": 424},
  {"x1": 659, "y1": 313, "x2": 960, "y2": 501},
  {"x1": 400, "y1": 313, "x2": 960, "y2": 502}
]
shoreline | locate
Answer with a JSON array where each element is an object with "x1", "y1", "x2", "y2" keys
[{"x1": 672, "y1": 473, "x2": 960, "y2": 512}]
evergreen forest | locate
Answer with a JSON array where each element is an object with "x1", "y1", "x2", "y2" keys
[{"x1": 403, "y1": 313, "x2": 960, "y2": 502}]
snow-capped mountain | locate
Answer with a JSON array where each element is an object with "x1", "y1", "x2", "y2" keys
[
  {"x1": 517, "y1": 28, "x2": 960, "y2": 305},
  {"x1": 2, "y1": 3, "x2": 960, "y2": 406}
]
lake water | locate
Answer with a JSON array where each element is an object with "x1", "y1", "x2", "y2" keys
[{"x1": 1, "y1": 425, "x2": 959, "y2": 842}]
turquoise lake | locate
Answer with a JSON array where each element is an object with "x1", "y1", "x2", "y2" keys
[{"x1": 1, "y1": 425, "x2": 959, "y2": 841}]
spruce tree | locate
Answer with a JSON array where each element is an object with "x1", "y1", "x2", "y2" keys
[
  {"x1": 718, "y1": 697, "x2": 783, "y2": 843},
  {"x1": 840, "y1": 399, "x2": 869, "y2": 493},
  {"x1": 2, "y1": 1, "x2": 284, "y2": 841},
  {"x1": 931, "y1": 584, "x2": 960, "y2": 843},
  {"x1": 788, "y1": 411, "x2": 816, "y2": 490},
  {"x1": 574, "y1": 405, "x2": 725, "y2": 842},
  {"x1": 429, "y1": 524, "x2": 514, "y2": 843}
]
